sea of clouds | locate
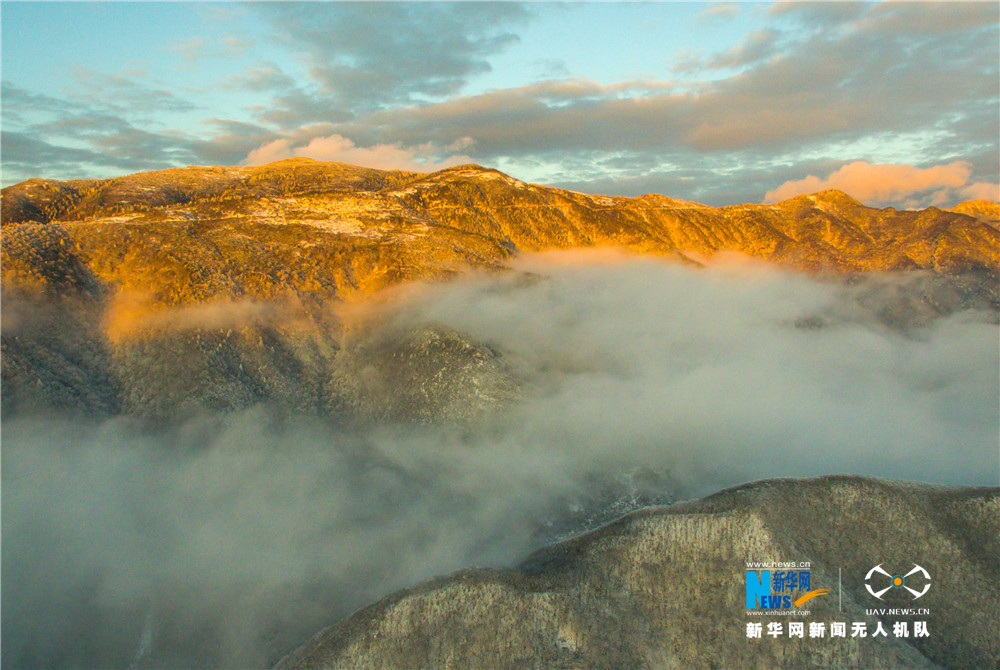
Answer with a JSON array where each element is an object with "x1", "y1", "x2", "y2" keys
[{"x1": 3, "y1": 253, "x2": 997, "y2": 668}]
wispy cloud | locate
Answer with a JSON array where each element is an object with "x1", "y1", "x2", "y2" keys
[
  {"x1": 222, "y1": 63, "x2": 297, "y2": 93},
  {"x1": 72, "y1": 67, "x2": 197, "y2": 115},
  {"x1": 169, "y1": 36, "x2": 205, "y2": 62},
  {"x1": 1, "y1": 82, "x2": 203, "y2": 179},
  {"x1": 255, "y1": 3, "x2": 531, "y2": 111},
  {"x1": 697, "y1": 3, "x2": 741, "y2": 25},
  {"x1": 703, "y1": 29, "x2": 782, "y2": 70}
]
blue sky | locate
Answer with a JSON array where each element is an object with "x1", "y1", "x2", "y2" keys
[{"x1": 2, "y1": 1, "x2": 998, "y2": 207}]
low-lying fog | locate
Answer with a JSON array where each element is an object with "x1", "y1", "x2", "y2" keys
[{"x1": 3, "y1": 254, "x2": 998, "y2": 668}]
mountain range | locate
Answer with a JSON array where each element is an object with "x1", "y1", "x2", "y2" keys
[
  {"x1": 3, "y1": 158, "x2": 998, "y2": 307},
  {"x1": 3, "y1": 159, "x2": 997, "y2": 420},
  {"x1": 1, "y1": 160, "x2": 997, "y2": 670}
]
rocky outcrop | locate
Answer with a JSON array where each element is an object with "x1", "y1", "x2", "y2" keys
[{"x1": 278, "y1": 476, "x2": 999, "y2": 670}]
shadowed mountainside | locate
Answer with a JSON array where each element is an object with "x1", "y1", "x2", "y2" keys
[{"x1": 277, "y1": 475, "x2": 999, "y2": 670}]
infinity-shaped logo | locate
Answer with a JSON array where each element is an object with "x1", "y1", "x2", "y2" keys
[{"x1": 865, "y1": 563, "x2": 931, "y2": 600}]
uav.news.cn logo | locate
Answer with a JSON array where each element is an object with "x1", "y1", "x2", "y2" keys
[{"x1": 865, "y1": 564, "x2": 931, "y2": 600}]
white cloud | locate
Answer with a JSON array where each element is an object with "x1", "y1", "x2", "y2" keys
[
  {"x1": 764, "y1": 160, "x2": 999, "y2": 208},
  {"x1": 958, "y1": 180, "x2": 1000, "y2": 203},
  {"x1": 241, "y1": 133, "x2": 474, "y2": 172}
]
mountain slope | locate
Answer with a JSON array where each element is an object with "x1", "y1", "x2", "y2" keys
[
  {"x1": 277, "y1": 475, "x2": 999, "y2": 670},
  {"x1": 948, "y1": 199, "x2": 1000, "y2": 222},
  {"x1": 3, "y1": 159, "x2": 998, "y2": 308}
]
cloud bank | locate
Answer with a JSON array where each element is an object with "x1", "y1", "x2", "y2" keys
[
  {"x1": 3, "y1": 257, "x2": 997, "y2": 668},
  {"x1": 3, "y1": 3, "x2": 997, "y2": 206},
  {"x1": 242, "y1": 131, "x2": 474, "y2": 172},
  {"x1": 765, "y1": 160, "x2": 1000, "y2": 208}
]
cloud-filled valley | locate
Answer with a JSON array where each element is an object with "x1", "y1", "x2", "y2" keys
[{"x1": 3, "y1": 256, "x2": 997, "y2": 668}]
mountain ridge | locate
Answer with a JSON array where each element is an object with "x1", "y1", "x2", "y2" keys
[
  {"x1": 276, "y1": 474, "x2": 999, "y2": 670},
  {"x1": 2, "y1": 160, "x2": 998, "y2": 309}
]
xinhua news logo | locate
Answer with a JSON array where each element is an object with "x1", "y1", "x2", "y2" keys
[{"x1": 746, "y1": 564, "x2": 829, "y2": 610}]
